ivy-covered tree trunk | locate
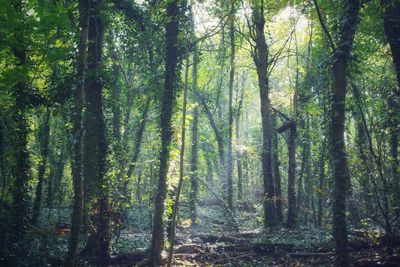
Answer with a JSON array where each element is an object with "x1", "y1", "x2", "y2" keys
[
  {"x1": 381, "y1": 0, "x2": 400, "y2": 91},
  {"x1": 82, "y1": 0, "x2": 110, "y2": 264},
  {"x1": 330, "y1": 0, "x2": 360, "y2": 265},
  {"x1": 252, "y1": 1, "x2": 277, "y2": 228},
  {"x1": 10, "y1": 0, "x2": 31, "y2": 261},
  {"x1": 150, "y1": 0, "x2": 180, "y2": 265},
  {"x1": 167, "y1": 48, "x2": 190, "y2": 267},
  {"x1": 64, "y1": 0, "x2": 90, "y2": 265},
  {"x1": 31, "y1": 108, "x2": 51, "y2": 226}
]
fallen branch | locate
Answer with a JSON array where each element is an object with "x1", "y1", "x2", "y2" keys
[
  {"x1": 288, "y1": 252, "x2": 333, "y2": 258},
  {"x1": 214, "y1": 252, "x2": 256, "y2": 264},
  {"x1": 190, "y1": 233, "x2": 243, "y2": 244}
]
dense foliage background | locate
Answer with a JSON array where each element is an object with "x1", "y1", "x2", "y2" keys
[{"x1": 0, "y1": 0, "x2": 399, "y2": 266}]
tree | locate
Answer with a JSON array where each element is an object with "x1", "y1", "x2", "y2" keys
[
  {"x1": 31, "y1": 108, "x2": 51, "y2": 226},
  {"x1": 9, "y1": 0, "x2": 32, "y2": 261},
  {"x1": 189, "y1": 50, "x2": 200, "y2": 226},
  {"x1": 150, "y1": 0, "x2": 181, "y2": 264},
  {"x1": 381, "y1": 0, "x2": 400, "y2": 92},
  {"x1": 251, "y1": 0, "x2": 277, "y2": 228},
  {"x1": 64, "y1": 0, "x2": 90, "y2": 265},
  {"x1": 81, "y1": 0, "x2": 110, "y2": 263},
  {"x1": 226, "y1": 0, "x2": 236, "y2": 212},
  {"x1": 314, "y1": 0, "x2": 362, "y2": 265}
]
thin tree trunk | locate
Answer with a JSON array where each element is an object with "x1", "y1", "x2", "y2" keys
[
  {"x1": 31, "y1": 108, "x2": 51, "y2": 226},
  {"x1": 198, "y1": 93, "x2": 225, "y2": 167},
  {"x1": 317, "y1": 140, "x2": 326, "y2": 227},
  {"x1": 271, "y1": 113, "x2": 283, "y2": 222},
  {"x1": 111, "y1": 50, "x2": 121, "y2": 144},
  {"x1": 286, "y1": 120, "x2": 297, "y2": 228},
  {"x1": 167, "y1": 49, "x2": 190, "y2": 267},
  {"x1": 150, "y1": 1, "x2": 180, "y2": 264},
  {"x1": 302, "y1": 116, "x2": 311, "y2": 223},
  {"x1": 205, "y1": 155, "x2": 214, "y2": 186},
  {"x1": 226, "y1": 0, "x2": 236, "y2": 212},
  {"x1": 236, "y1": 75, "x2": 244, "y2": 201},
  {"x1": 189, "y1": 50, "x2": 199, "y2": 226},
  {"x1": 126, "y1": 97, "x2": 151, "y2": 180},
  {"x1": 0, "y1": 115, "x2": 6, "y2": 197},
  {"x1": 388, "y1": 96, "x2": 399, "y2": 206}
]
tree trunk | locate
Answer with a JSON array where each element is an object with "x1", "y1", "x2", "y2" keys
[
  {"x1": 0, "y1": 115, "x2": 6, "y2": 198},
  {"x1": 330, "y1": 1, "x2": 361, "y2": 265},
  {"x1": 111, "y1": 50, "x2": 121, "y2": 144},
  {"x1": 286, "y1": 120, "x2": 297, "y2": 228},
  {"x1": 226, "y1": 0, "x2": 236, "y2": 212},
  {"x1": 150, "y1": 1, "x2": 180, "y2": 265},
  {"x1": 388, "y1": 96, "x2": 399, "y2": 207},
  {"x1": 302, "y1": 116, "x2": 312, "y2": 223},
  {"x1": 317, "y1": 140, "x2": 326, "y2": 227},
  {"x1": 271, "y1": 113, "x2": 283, "y2": 222},
  {"x1": 31, "y1": 108, "x2": 51, "y2": 226},
  {"x1": 10, "y1": 0, "x2": 31, "y2": 261},
  {"x1": 206, "y1": 155, "x2": 214, "y2": 186},
  {"x1": 331, "y1": 44, "x2": 351, "y2": 267},
  {"x1": 381, "y1": 0, "x2": 400, "y2": 92},
  {"x1": 236, "y1": 75, "x2": 244, "y2": 201},
  {"x1": 167, "y1": 49, "x2": 190, "y2": 267},
  {"x1": 189, "y1": 51, "x2": 199, "y2": 226},
  {"x1": 126, "y1": 97, "x2": 151, "y2": 181},
  {"x1": 198, "y1": 93, "x2": 225, "y2": 167},
  {"x1": 82, "y1": 0, "x2": 110, "y2": 264},
  {"x1": 252, "y1": 1, "x2": 277, "y2": 228},
  {"x1": 64, "y1": 1, "x2": 89, "y2": 265}
]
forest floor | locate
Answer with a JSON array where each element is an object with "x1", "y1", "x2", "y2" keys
[{"x1": 109, "y1": 201, "x2": 400, "y2": 267}]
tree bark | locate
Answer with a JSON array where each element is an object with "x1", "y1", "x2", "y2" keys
[
  {"x1": 271, "y1": 113, "x2": 283, "y2": 222},
  {"x1": 252, "y1": 1, "x2": 277, "y2": 228},
  {"x1": 286, "y1": 120, "x2": 297, "y2": 228},
  {"x1": 150, "y1": 1, "x2": 180, "y2": 265},
  {"x1": 317, "y1": 140, "x2": 326, "y2": 227},
  {"x1": 236, "y1": 76, "x2": 244, "y2": 201},
  {"x1": 226, "y1": 0, "x2": 236, "y2": 212},
  {"x1": 381, "y1": 0, "x2": 400, "y2": 92},
  {"x1": 82, "y1": 0, "x2": 110, "y2": 264},
  {"x1": 330, "y1": 1, "x2": 361, "y2": 265},
  {"x1": 64, "y1": 1, "x2": 90, "y2": 265},
  {"x1": 31, "y1": 108, "x2": 51, "y2": 226},
  {"x1": 10, "y1": 0, "x2": 31, "y2": 261},
  {"x1": 189, "y1": 51, "x2": 199, "y2": 226},
  {"x1": 126, "y1": 97, "x2": 151, "y2": 181},
  {"x1": 167, "y1": 49, "x2": 190, "y2": 267}
]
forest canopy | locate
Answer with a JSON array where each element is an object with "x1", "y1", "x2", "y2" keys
[{"x1": 0, "y1": 0, "x2": 399, "y2": 266}]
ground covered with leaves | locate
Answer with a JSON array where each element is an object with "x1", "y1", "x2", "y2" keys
[
  {"x1": 107, "y1": 202, "x2": 400, "y2": 266},
  {"x1": 21, "y1": 201, "x2": 400, "y2": 266}
]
